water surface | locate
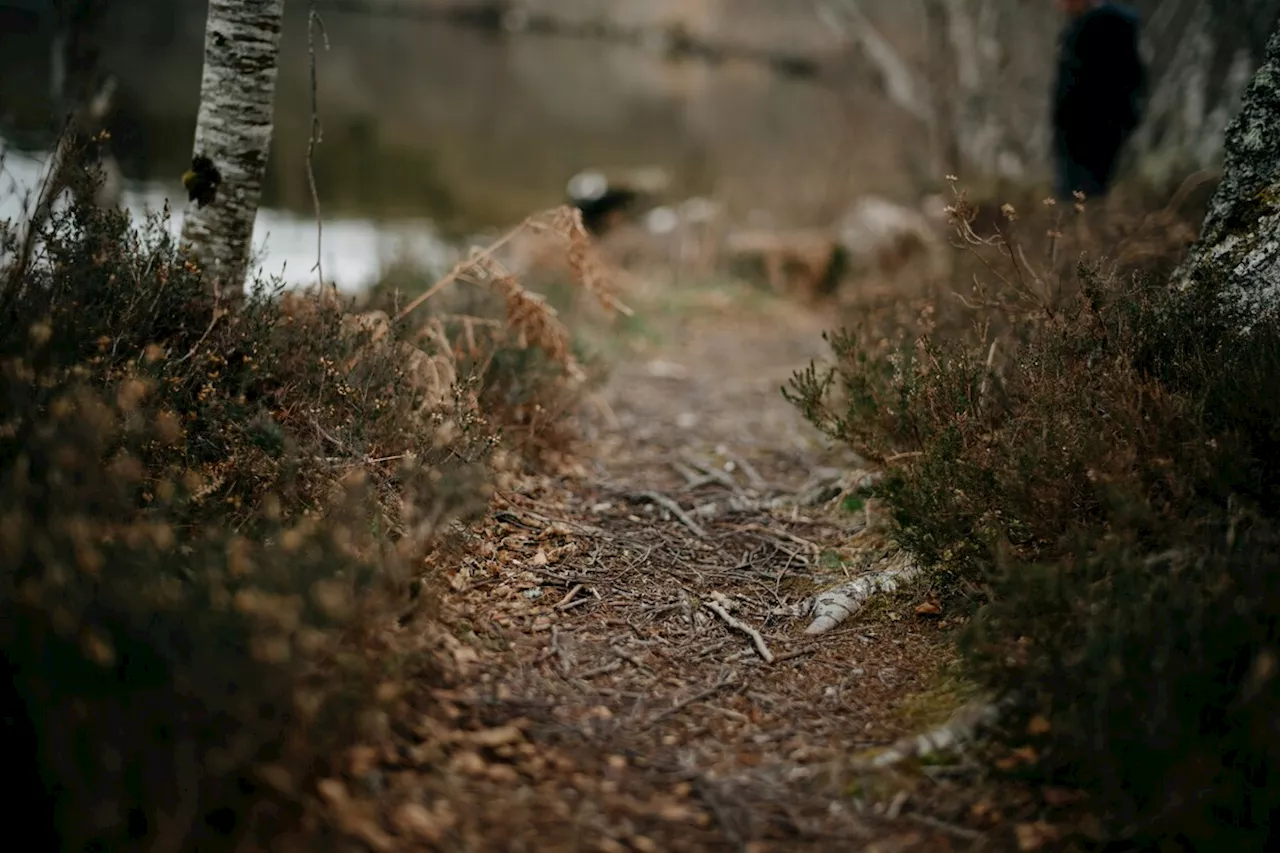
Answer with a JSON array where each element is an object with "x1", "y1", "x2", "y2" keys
[{"x1": 0, "y1": 4, "x2": 920, "y2": 289}]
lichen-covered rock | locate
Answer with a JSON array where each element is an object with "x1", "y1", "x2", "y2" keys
[{"x1": 1175, "y1": 26, "x2": 1280, "y2": 332}]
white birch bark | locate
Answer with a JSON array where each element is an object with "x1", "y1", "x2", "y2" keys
[
  {"x1": 1173, "y1": 23, "x2": 1280, "y2": 331},
  {"x1": 180, "y1": 0, "x2": 287, "y2": 296}
]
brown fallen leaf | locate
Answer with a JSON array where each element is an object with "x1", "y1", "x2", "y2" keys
[
  {"x1": 1014, "y1": 820, "x2": 1062, "y2": 851},
  {"x1": 450, "y1": 750, "x2": 487, "y2": 775},
  {"x1": 1041, "y1": 786, "x2": 1088, "y2": 807},
  {"x1": 468, "y1": 725, "x2": 524, "y2": 748},
  {"x1": 970, "y1": 798, "x2": 1004, "y2": 826},
  {"x1": 914, "y1": 600, "x2": 942, "y2": 616},
  {"x1": 996, "y1": 745, "x2": 1040, "y2": 770},
  {"x1": 347, "y1": 745, "x2": 379, "y2": 778},
  {"x1": 255, "y1": 763, "x2": 293, "y2": 795},
  {"x1": 316, "y1": 777, "x2": 349, "y2": 807},
  {"x1": 392, "y1": 801, "x2": 456, "y2": 843}
]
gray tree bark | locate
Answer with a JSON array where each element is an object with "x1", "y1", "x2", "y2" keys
[
  {"x1": 1127, "y1": 0, "x2": 1280, "y2": 181},
  {"x1": 180, "y1": 0, "x2": 287, "y2": 296},
  {"x1": 1174, "y1": 24, "x2": 1280, "y2": 331}
]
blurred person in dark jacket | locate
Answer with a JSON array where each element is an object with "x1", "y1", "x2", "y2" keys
[{"x1": 1051, "y1": 0, "x2": 1146, "y2": 202}]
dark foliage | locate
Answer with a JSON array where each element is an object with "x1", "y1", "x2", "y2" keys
[
  {"x1": 0, "y1": 195, "x2": 494, "y2": 851},
  {"x1": 787, "y1": 188, "x2": 1280, "y2": 848}
]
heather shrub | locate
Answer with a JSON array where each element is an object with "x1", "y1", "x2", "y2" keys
[
  {"x1": 0, "y1": 187, "x2": 522, "y2": 849},
  {"x1": 787, "y1": 182, "x2": 1280, "y2": 846}
]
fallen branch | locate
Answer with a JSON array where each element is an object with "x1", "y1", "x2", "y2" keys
[
  {"x1": 642, "y1": 676, "x2": 740, "y2": 730},
  {"x1": 772, "y1": 555, "x2": 921, "y2": 635},
  {"x1": 704, "y1": 593, "x2": 775, "y2": 663},
  {"x1": 629, "y1": 490, "x2": 708, "y2": 539},
  {"x1": 902, "y1": 813, "x2": 985, "y2": 842},
  {"x1": 855, "y1": 694, "x2": 1018, "y2": 771},
  {"x1": 722, "y1": 449, "x2": 768, "y2": 490},
  {"x1": 554, "y1": 583, "x2": 585, "y2": 609}
]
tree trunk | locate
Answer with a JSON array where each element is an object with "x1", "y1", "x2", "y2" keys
[
  {"x1": 180, "y1": 0, "x2": 286, "y2": 297},
  {"x1": 1127, "y1": 0, "x2": 1280, "y2": 182},
  {"x1": 921, "y1": 0, "x2": 961, "y2": 177},
  {"x1": 1173, "y1": 24, "x2": 1280, "y2": 331}
]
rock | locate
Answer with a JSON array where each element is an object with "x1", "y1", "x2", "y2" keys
[
  {"x1": 835, "y1": 195, "x2": 947, "y2": 283},
  {"x1": 723, "y1": 227, "x2": 845, "y2": 301},
  {"x1": 1174, "y1": 27, "x2": 1280, "y2": 333}
]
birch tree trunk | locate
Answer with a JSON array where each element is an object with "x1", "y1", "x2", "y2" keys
[
  {"x1": 180, "y1": 0, "x2": 286, "y2": 297},
  {"x1": 1173, "y1": 24, "x2": 1280, "y2": 331}
]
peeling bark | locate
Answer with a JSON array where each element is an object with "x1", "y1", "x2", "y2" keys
[
  {"x1": 1173, "y1": 25, "x2": 1280, "y2": 331},
  {"x1": 180, "y1": 0, "x2": 286, "y2": 296}
]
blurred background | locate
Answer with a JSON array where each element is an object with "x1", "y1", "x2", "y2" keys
[{"x1": 1, "y1": 0, "x2": 1275, "y2": 290}]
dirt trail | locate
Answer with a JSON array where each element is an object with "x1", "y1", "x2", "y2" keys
[{"x1": 402, "y1": 287, "x2": 994, "y2": 852}]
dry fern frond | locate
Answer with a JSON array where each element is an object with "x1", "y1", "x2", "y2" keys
[
  {"x1": 550, "y1": 205, "x2": 633, "y2": 317},
  {"x1": 393, "y1": 205, "x2": 632, "y2": 325}
]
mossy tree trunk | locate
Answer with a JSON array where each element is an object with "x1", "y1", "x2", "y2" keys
[
  {"x1": 1174, "y1": 24, "x2": 1280, "y2": 330},
  {"x1": 180, "y1": 0, "x2": 286, "y2": 297}
]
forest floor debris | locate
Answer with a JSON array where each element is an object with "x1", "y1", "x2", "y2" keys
[{"x1": 305, "y1": 282, "x2": 1081, "y2": 852}]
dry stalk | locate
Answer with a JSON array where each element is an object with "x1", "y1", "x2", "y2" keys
[
  {"x1": 306, "y1": 3, "x2": 330, "y2": 288},
  {"x1": 392, "y1": 205, "x2": 631, "y2": 325}
]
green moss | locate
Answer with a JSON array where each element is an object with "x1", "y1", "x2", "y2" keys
[{"x1": 892, "y1": 667, "x2": 983, "y2": 734}]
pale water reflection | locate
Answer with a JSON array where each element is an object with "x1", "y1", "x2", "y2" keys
[
  {"x1": 0, "y1": 3, "x2": 925, "y2": 291},
  {"x1": 0, "y1": 145, "x2": 457, "y2": 292}
]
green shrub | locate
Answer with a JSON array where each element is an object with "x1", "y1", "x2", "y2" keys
[{"x1": 787, "y1": 186, "x2": 1280, "y2": 847}]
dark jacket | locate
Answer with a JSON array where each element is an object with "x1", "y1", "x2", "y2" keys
[{"x1": 1052, "y1": 2, "x2": 1146, "y2": 195}]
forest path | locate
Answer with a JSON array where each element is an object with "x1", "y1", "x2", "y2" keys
[{"x1": 388, "y1": 279, "x2": 1001, "y2": 853}]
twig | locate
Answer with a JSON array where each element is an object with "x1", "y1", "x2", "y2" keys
[
  {"x1": 174, "y1": 282, "x2": 222, "y2": 365},
  {"x1": 313, "y1": 420, "x2": 348, "y2": 452},
  {"x1": 771, "y1": 646, "x2": 818, "y2": 664},
  {"x1": 902, "y1": 813, "x2": 984, "y2": 842},
  {"x1": 548, "y1": 626, "x2": 569, "y2": 676},
  {"x1": 642, "y1": 676, "x2": 740, "y2": 730},
  {"x1": 703, "y1": 594, "x2": 775, "y2": 663},
  {"x1": 555, "y1": 583, "x2": 585, "y2": 609},
  {"x1": 557, "y1": 596, "x2": 593, "y2": 612},
  {"x1": 610, "y1": 645, "x2": 651, "y2": 673},
  {"x1": 7, "y1": 76, "x2": 118, "y2": 291},
  {"x1": 680, "y1": 452, "x2": 741, "y2": 492},
  {"x1": 723, "y1": 450, "x2": 768, "y2": 490},
  {"x1": 733, "y1": 522, "x2": 820, "y2": 555},
  {"x1": 306, "y1": 4, "x2": 330, "y2": 288},
  {"x1": 630, "y1": 490, "x2": 708, "y2": 539},
  {"x1": 573, "y1": 659, "x2": 622, "y2": 679},
  {"x1": 392, "y1": 212, "x2": 543, "y2": 323}
]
